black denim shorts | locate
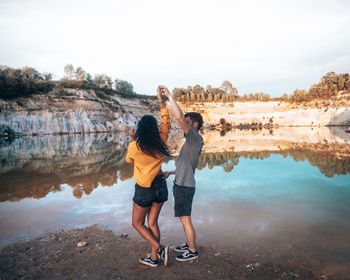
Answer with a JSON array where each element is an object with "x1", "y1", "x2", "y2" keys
[
  {"x1": 133, "y1": 175, "x2": 168, "y2": 208},
  {"x1": 173, "y1": 183, "x2": 195, "y2": 217}
]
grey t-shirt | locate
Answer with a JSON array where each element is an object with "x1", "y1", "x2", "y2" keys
[{"x1": 175, "y1": 127, "x2": 203, "y2": 188}]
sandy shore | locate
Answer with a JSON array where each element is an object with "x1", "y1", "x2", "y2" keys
[{"x1": 0, "y1": 225, "x2": 335, "y2": 280}]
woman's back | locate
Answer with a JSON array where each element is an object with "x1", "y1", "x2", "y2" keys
[{"x1": 126, "y1": 107, "x2": 171, "y2": 187}]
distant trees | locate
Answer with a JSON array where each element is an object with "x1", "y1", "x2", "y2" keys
[
  {"x1": 289, "y1": 72, "x2": 350, "y2": 102},
  {"x1": 61, "y1": 64, "x2": 135, "y2": 96},
  {"x1": 114, "y1": 79, "x2": 134, "y2": 96},
  {"x1": 173, "y1": 81, "x2": 239, "y2": 103},
  {"x1": 221, "y1": 80, "x2": 238, "y2": 99},
  {"x1": 238, "y1": 92, "x2": 271, "y2": 101},
  {"x1": 63, "y1": 64, "x2": 75, "y2": 80},
  {"x1": 0, "y1": 64, "x2": 137, "y2": 99},
  {"x1": 93, "y1": 74, "x2": 113, "y2": 89},
  {"x1": 173, "y1": 72, "x2": 350, "y2": 104},
  {"x1": 0, "y1": 65, "x2": 54, "y2": 99},
  {"x1": 2, "y1": 65, "x2": 348, "y2": 102},
  {"x1": 173, "y1": 81, "x2": 273, "y2": 103},
  {"x1": 75, "y1": 67, "x2": 86, "y2": 81}
]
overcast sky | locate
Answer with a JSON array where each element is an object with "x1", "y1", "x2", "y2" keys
[{"x1": 0, "y1": 0, "x2": 349, "y2": 96}]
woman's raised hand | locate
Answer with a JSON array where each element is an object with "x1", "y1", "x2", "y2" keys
[
  {"x1": 159, "y1": 85, "x2": 171, "y2": 97},
  {"x1": 156, "y1": 86, "x2": 163, "y2": 101}
]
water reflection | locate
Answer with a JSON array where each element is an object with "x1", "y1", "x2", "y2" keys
[
  {"x1": 0, "y1": 133, "x2": 133, "y2": 201},
  {"x1": 197, "y1": 149, "x2": 350, "y2": 177},
  {"x1": 1, "y1": 128, "x2": 350, "y2": 202}
]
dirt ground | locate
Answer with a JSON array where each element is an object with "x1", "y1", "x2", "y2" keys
[{"x1": 0, "y1": 225, "x2": 336, "y2": 280}]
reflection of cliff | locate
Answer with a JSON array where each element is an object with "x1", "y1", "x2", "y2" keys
[
  {"x1": 280, "y1": 143, "x2": 350, "y2": 177},
  {"x1": 1, "y1": 129, "x2": 349, "y2": 202},
  {"x1": 195, "y1": 148, "x2": 350, "y2": 177},
  {"x1": 197, "y1": 152, "x2": 240, "y2": 172},
  {"x1": 176, "y1": 127, "x2": 350, "y2": 177},
  {"x1": 200, "y1": 126, "x2": 350, "y2": 154},
  {"x1": 0, "y1": 133, "x2": 133, "y2": 202}
]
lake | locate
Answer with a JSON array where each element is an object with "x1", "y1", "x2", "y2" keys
[{"x1": 0, "y1": 127, "x2": 350, "y2": 276}]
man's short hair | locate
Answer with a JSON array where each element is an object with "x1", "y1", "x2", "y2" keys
[{"x1": 184, "y1": 112, "x2": 203, "y2": 130}]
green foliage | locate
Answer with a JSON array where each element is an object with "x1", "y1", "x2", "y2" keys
[
  {"x1": 289, "y1": 72, "x2": 350, "y2": 102},
  {"x1": 0, "y1": 64, "x2": 146, "y2": 100},
  {"x1": 221, "y1": 80, "x2": 238, "y2": 99},
  {"x1": 43, "y1": 72, "x2": 53, "y2": 81},
  {"x1": 114, "y1": 79, "x2": 135, "y2": 96},
  {"x1": 63, "y1": 64, "x2": 75, "y2": 80},
  {"x1": 75, "y1": 66, "x2": 86, "y2": 81},
  {"x1": 60, "y1": 64, "x2": 136, "y2": 96},
  {"x1": 238, "y1": 92, "x2": 271, "y2": 101},
  {"x1": 94, "y1": 74, "x2": 113, "y2": 89},
  {"x1": 173, "y1": 82, "x2": 238, "y2": 103},
  {"x1": 0, "y1": 66, "x2": 54, "y2": 99}
]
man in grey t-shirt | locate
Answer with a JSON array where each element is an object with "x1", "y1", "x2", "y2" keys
[
  {"x1": 175, "y1": 126, "x2": 203, "y2": 188},
  {"x1": 160, "y1": 86, "x2": 203, "y2": 262}
]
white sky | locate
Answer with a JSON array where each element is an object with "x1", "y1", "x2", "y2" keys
[{"x1": 0, "y1": 0, "x2": 349, "y2": 96}]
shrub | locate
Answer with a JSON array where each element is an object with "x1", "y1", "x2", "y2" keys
[{"x1": 0, "y1": 66, "x2": 54, "y2": 99}]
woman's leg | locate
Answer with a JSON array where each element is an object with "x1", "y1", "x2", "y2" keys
[
  {"x1": 147, "y1": 202, "x2": 163, "y2": 258},
  {"x1": 132, "y1": 203, "x2": 160, "y2": 260}
]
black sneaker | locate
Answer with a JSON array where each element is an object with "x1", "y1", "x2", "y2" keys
[
  {"x1": 174, "y1": 242, "x2": 189, "y2": 253},
  {"x1": 175, "y1": 249, "x2": 199, "y2": 262},
  {"x1": 157, "y1": 245, "x2": 169, "y2": 266},
  {"x1": 138, "y1": 255, "x2": 160, "y2": 267}
]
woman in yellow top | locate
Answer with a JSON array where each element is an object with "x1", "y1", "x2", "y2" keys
[{"x1": 125, "y1": 86, "x2": 170, "y2": 267}]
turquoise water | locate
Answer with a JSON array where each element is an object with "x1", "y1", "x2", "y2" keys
[
  {"x1": 196, "y1": 154, "x2": 349, "y2": 204},
  {"x1": 0, "y1": 132, "x2": 350, "y2": 274}
]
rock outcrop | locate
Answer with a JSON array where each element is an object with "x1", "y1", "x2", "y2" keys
[
  {"x1": 181, "y1": 101, "x2": 350, "y2": 128},
  {"x1": 0, "y1": 87, "x2": 349, "y2": 137},
  {"x1": 0, "y1": 89, "x2": 158, "y2": 136}
]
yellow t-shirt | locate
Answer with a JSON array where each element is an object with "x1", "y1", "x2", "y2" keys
[{"x1": 125, "y1": 107, "x2": 170, "y2": 188}]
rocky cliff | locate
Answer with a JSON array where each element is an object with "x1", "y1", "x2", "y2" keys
[
  {"x1": 1, "y1": 88, "x2": 349, "y2": 137},
  {"x1": 0, "y1": 88, "x2": 159, "y2": 136},
  {"x1": 180, "y1": 101, "x2": 350, "y2": 127}
]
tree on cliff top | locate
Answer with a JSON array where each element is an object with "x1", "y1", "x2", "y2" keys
[
  {"x1": 221, "y1": 80, "x2": 238, "y2": 100},
  {"x1": 75, "y1": 67, "x2": 86, "y2": 81},
  {"x1": 0, "y1": 66, "x2": 54, "y2": 99},
  {"x1": 94, "y1": 74, "x2": 112, "y2": 89},
  {"x1": 63, "y1": 64, "x2": 75, "y2": 80},
  {"x1": 289, "y1": 72, "x2": 350, "y2": 102},
  {"x1": 114, "y1": 79, "x2": 134, "y2": 96}
]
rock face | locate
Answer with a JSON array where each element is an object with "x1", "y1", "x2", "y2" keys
[
  {"x1": 181, "y1": 101, "x2": 350, "y2": 127},
  {"x1": 0, "y1": 89, "x2": 158, "y2": 136},
  {"x1": 1, "y1": 89, "x2": 349, "y2": 136}
]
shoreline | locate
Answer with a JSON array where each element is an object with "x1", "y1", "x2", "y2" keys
[
  {"x1": 0, "y1": 124, "x2": 349, "y2": 138},
  {"x1": 0, "y1": 224, "x2": 338, "y2": 280},
  {"x1": 1, "y1": 88, "x2": 349, "y2": 137}
]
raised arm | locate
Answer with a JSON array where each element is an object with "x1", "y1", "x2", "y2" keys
[
  {"x1": 156, "y1": 86, "x2": 166, "y2": 109},
  {"x1": 159, "y1": 85, "x2": 190, "y2": 134},
  {"x1": 157, "y1": 86, "x2": 171, "y2": 142}
]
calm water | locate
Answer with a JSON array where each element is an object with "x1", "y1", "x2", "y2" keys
[{"x1": 1, "y1": 129, "x2": 350, "y2": 274}]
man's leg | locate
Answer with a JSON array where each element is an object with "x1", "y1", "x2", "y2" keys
[{"x1": 179, "y1": 215, "x2": 196, "y2": 252}]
